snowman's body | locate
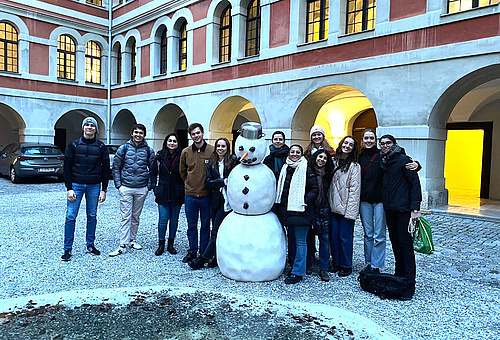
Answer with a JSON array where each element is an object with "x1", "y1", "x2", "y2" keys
[{"x1": 216, "y1": 127, "x2": 286, "y2": 282}]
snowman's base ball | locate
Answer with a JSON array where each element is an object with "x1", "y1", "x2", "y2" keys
[{"x1": 216, "y1": 211, "x2": 286, "y2": 282}]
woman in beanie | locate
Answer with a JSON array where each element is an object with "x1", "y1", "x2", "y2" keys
[{"x1": 304, "y1": 125, "x2": 334, "y2": 159}]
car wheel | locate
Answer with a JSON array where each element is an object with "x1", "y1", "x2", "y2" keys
[{"x1": 10, "y1": 167, "x2": 20, "y2": 183}]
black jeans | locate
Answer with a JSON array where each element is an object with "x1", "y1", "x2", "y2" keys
[
  {"x1": 201, "y1": 203, "x2": 229, "y2": 260},
  {"x1": 386, "y1": 211, "x2": 416, "y2": 293}
]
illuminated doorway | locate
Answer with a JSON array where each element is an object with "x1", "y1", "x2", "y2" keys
[{"x1": 444, "y1": 122, "x2": 492, "y2": 205}]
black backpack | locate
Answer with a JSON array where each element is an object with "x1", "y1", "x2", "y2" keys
[{"x1": 358, "y1": 271, "x2": 408, "y2": 299}]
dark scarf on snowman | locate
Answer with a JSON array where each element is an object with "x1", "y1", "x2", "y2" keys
[{"x1": 275, "y1": 156, "x2": 308, "y2": 212}]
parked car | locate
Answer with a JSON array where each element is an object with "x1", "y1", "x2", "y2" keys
[
  {"x1": 106, "y1": 144, "x2": 120, "y2": 175},
  {"x1": 0, "y1": 143, "x2": 64, "y2": 183}
]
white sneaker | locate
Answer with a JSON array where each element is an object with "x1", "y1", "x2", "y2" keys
[
  {"x1": 129, "y1": 241, "x2": 143, "y2": 250},
  {"x1": 109, "y1": 245, "x2": 127, "y2": 257}
]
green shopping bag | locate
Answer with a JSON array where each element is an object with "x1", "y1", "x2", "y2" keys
[{"x1": 413, "y1": 216, "x2": 434, "y2": 254}]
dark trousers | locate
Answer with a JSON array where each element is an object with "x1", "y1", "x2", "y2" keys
[
  {"x1": 386, "y1": 211, "x2": 416, "y2": 293},
  {"x1": 201, "y1": 204, "x2": 229, "y2": 260}
]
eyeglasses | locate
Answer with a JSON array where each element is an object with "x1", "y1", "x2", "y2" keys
[{"x1": 379, "y1": 141, "x2": 393, "y2": 146}]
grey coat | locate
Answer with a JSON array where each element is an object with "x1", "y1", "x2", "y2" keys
[{"x1": 113, "y1": 139, "x2": 156, "y2": 189}]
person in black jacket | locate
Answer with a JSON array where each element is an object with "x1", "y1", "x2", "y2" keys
[
  {"x1": 153, "y1": 133, "x2": 185, "y2": 256},
  {"x1": 61, "y1": 117, "x2": 110, "y2": 261},
  {"x1": 189, "y1": 137, "x2": 238, "y2": 269},
  {"x1": 275, "y1": 145, "x2": 318, "y2": 284},
  {"x1": 359, "y1": 129, "x2": 420, "y2": 274},
  {"x1": 263, "y1": 131, "x2": 289, "y2": 180},
  {"x1": 379, "y1": 134, "x2": 422, "y2": 301},
  {"x1": 309, "y1": 149, "x2": 334, "y2": 282}
]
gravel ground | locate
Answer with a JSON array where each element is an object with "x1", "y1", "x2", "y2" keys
[{"x1": 0, "y1": 177, "x2": 499, "y2": 339}]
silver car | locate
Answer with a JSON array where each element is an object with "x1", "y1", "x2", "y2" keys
[{"x1": 0, "y1": 143, "x2": 64, "y2": 183}]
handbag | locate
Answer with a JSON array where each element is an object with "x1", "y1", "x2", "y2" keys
[{"x1": 413, "y1": 216, "x2": 434, "y2": 254}]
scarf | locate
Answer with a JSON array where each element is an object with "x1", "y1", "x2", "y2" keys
[
  {"x1": 163, "y1": 148, "x2": 179, "y2": 171},
  {"x1": 381, "y1": 144, "x2": 401, "y2": 166},
  {"x1": 275, "y1": 156, "x2": 308, "y2": 212},
  {"x1": 269, "y1": 144, "x2": 290, "y2": 177}
]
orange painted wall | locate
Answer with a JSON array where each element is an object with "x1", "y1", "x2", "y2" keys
[
  {"x1": 29, "y1": 42, "x2": 49, "y2": 76},
  {"x1": 390, "y1": 0, "x2": 427, "y2": 21},
  {"x1": 22, "y1": 17, "x2": 57, "y2": 40},
  {"x1": 138, "y1": 21, "x2": 155, "y2": 41},
  {"x1": 269, "y1": 0, "x2": 290, "y2": 48},
  {"x1": 189, "y1": 0, "x2": 211, "y2": 22},
  {"x1": 142, "y1": 45, "x2": 150, "y2": 78},
  {"x1": 193, "y1": 26, "x2": 207, "y2": 66}
]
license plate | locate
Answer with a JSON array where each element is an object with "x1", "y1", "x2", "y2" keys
[{"x1": 38, "y1": 168, "x2": 55, "y2": 173}]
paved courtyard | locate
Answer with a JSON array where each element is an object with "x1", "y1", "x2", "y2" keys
[{"x1": 0, "y1": 177, "x2": 499, "y2": 339}]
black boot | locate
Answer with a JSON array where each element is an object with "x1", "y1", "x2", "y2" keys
[
  {"x1": 188, "y1": 256, "x2": 208, "y2": 270},
  {"x1": 155, "y1": 240, "x2": 165, "y2": 256},
  {"x1": 167, "y1": 238, "x2": 177, "y2": 254}
]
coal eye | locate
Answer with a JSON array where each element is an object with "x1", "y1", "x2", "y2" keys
[
  {"x1": 249, "y1": 147, "x2": 255, "y2": 152},
  {"x1": 238, "y1": 146, "x2": 244, "y2": 151}
]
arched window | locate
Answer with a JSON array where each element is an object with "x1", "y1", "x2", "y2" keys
[
  {"x1": 245, "y1": 0, "x2": 260, "y2": 57},
  {"x1": 448, "y1": 0, "x2": 499, "y2": 13},
  {"x1": 86, "y1": 0, "x2": 102, "y2": 6},
  {"x1": 131, "y1": 40, "x2": 136, "y2": 80},
  {"x1": 0, "y1": 22, "x2": 18, "y2": 73},
  {"x1": 57, "y1": 35, "x2": 76, "y2": 80},
  {"x1": 306, "y1": 0, "x2": 329, "y2": 42},
  {"x1": 219, "y1": 6, "x2": 232, "y2": 63},
  {"x1": 116, "y1": 44, "x2": 122, "y2": 84},
  {"x1": 346, "y1": 0, "x2": 376, "y2": 34},
  {"x1": 85, "y1": 41, "x2": 101, "y2": 84},
  {"x1": 179, "y1": 22, "x2": 187, "y2": 71},
  {"x1": 160, "y1": 28, "x2": 167, "y2": 74}
]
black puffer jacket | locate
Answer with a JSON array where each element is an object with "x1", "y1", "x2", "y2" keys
[
  {"x1": 380, "y1": 146, "x2": 422, "y2": 212},
  {"x1": 154, "y1": 148, "x2": 184, "y2": 206},
  {"x1": 277, "y1": 167, "x2": 318, "y2": 227},
  {"x1": 312, "y1": 174, "x2": 330, "y2": 234},
  {"x1": 113, "y1": 139, "x2": 156, "y2": 189},
  {"x1": 359, "y1": 147, "x2": 383, "y2": 204}
]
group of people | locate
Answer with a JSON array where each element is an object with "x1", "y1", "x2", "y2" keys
[{"x1": 61, "y1": 117, "x2": 422, "y2": 301}]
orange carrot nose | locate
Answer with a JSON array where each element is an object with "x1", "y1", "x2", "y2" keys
[{"x1": 240, "y1": 152, "x2": 248, "y2": 161}]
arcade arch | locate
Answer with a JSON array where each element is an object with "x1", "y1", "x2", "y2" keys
[
  {"x1": 152, "y1": 104, "x2": 188, "y2": 151},
  {"x1": 292, "y1": 85, "x2": 376, "y2": 148},
  {"x1": 0, "y1": 103, "x2": 25, "y2": 150},
  {"x1": 111, "y1": 109, "x2": 137, "y2": 145},
  {"x1": 54, "y1": 110, "x2": 104, "y2": 152},
  {"x1": 429, "y1": 65, "x2": 500, "y2": 202},
  {"x1": 209, "y1": 96, "x2": 261, "y2": 149}
]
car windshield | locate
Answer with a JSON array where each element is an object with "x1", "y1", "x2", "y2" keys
[
  {"x1": 23, "y1": 147, "x2": 62, "y2": 156},
  {"x1": 107, "y1": 146, "x2": 119, "y2": 154}
]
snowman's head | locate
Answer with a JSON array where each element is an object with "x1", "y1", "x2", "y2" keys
[{"x1": 235, "y1": 135, "x2": 267, "y2": 165}]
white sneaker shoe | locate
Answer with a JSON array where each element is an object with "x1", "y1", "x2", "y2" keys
[
  {"x1": 129, "y1": 241, "x2": 143, "y2": 250},
  {"x1": 109, "y1": 245, "x2": 127, "y2": 257}
]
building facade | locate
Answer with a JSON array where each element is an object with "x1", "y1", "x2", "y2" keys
[{"x1": 1, "y1": 0, "x2": 500, "y2": 208}]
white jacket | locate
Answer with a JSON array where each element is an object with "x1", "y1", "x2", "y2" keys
[{"x1": 328, "y1": 161, "x2": 361, "y2": 220}]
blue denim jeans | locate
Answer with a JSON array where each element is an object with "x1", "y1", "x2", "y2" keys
[
  {"x1": 360, "y1": 201, "x2": 386, "y2": 269},
  {"x1": 318, "y1": 233, "x2": 330, "y2": 271},
  {"x1": 184, "y1": 195, "x2": 211, "y2": 254},
  {"x1": 64, "y1": 182, "x2": 100, "y2": 250},
  {"x1": 157, "y1": 203, "x2": 182, "y2": 241},
  {"x1": 291, "y1": 225, "x2": 309, "y2": 276},
  {"x1": 330, "y1": 213, "x2": 355, "y2": 269}
]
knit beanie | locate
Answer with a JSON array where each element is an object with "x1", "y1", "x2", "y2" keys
[
  {"x1": 82, "y1": 117, "x2": 98, "y2": 132},
  {"x1": 310, "y1": 125, "x2": 325, "y2": 138}
]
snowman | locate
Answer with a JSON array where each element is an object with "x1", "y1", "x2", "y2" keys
[{"x1": 216, "y1": 122, "x2": 287, "y2": 282}]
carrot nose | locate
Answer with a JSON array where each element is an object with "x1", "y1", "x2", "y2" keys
[{"x1": 240, "y1": 152, "x2": 248, "y2": 161}]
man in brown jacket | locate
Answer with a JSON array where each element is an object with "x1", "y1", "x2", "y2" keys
[{"x1": 180, "y1": 123, "x2": 214, "y2": 263}]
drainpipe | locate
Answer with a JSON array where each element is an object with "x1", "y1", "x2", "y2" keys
[{"x1": 106, "y1": 0, "x2": 112, "y2": 144}]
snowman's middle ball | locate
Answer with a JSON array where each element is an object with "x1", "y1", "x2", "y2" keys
[{"x1": 235, "y1": 135, "x2": 267, "y2": 165}]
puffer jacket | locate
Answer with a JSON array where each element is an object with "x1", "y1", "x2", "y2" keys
[
  {"x1": 328, "y1": 159, "x2": 361, "y2": 221},
  {"x1": 113, "y1": 139, "x2": 156, "y2": 189},
  {"x1": 154, "y1": 148, "x2": 184, "y2": 205}
]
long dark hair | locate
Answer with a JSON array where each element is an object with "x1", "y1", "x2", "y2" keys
[
  {"x1": 310, "y1": 149, "x2": 334, "y2": 180},
  {"x1": 161, "y1": 133, "x2": 180, "y2": 152},
  {"x1": 334, "y1": 135, "x2": 359, "y2": 173},
  {"x1": 209, "y1": 137, "x2": 237, "y2": 169}
]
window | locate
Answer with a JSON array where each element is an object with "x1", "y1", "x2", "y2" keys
[
  {"x1": 0, "y1": 22, "x2": 18, "y2": 73},
  {"x1": 246, "y1": 0, "x2": 260, "y2": 56},
  {"x1": 448, "y1": 0, "x2": 499, "y2": 13},
  {"x1": 86, "y1": 0, "x2": 102, "y2": 5},
  {"x1": 85, "y1": 41, "x2": 101, "y2": 84},
  {"x1": 179, "y1": 22, "x2": 187, "y2": 71},
  {"x1": 346, "y1": 0, "x2": 376, "y2": 34},
  {"x1": 219, "y1": 6, "x2": 232, "y2": 63},
  {"x1": 57, "y1": 35, "x2": 76, "y2": 80},
  {"x1": 116, "y1": 45, "x2": 122, "y2": 84},
  {"x1": 160, "y1": 29, "x2": 167, "y2": 74},
  {"x1": 306, "y1": 0, "x2": 329, "y2": 42},
  {"x1": 131, "y1": 40, "x2": 136, "y2": 80}
]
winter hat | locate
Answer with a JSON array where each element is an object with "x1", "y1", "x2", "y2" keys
[
  {"x1": 82, "y1": 117, "x2": 98, "y2": 132},
  {"x1": 310, "y1": 125, "x2": 325, "y2": 138}
]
